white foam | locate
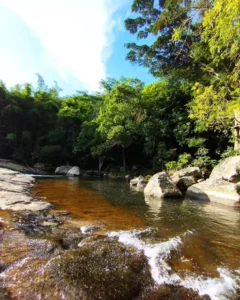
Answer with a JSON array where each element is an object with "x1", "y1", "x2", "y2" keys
[
  {"x1": 108, "y1": 228, "x2": 240, "y2": 300},
  {"x1": 80, "y1": 226, "x2": 92, "y2": 234}
]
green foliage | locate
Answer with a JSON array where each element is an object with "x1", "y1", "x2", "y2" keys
[
  {"x1": 177, "y1": 153, "x2": 192, "y2": 169},
  {"x1": 221, "y1": 147, "x2": 240, "y2": 159},
  {"x1": 191, "y1": 147, "x2": 218, "y2": 169},
  {"x1": 37, "y1": 145, "x2": 63, "y2": 164},
  {"x1": 6, "y1": 133, "x2": 16, "y2": 143},
  {"x1": 166, "y1": 152, "x2": 192, "y2": 170}
]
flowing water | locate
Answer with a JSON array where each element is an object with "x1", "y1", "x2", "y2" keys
[{"x1": 1, "y1": 177, "x2": 240, "y2": 299}]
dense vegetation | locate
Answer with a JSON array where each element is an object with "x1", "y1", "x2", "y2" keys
[{"x1": 0, "y1": 0, "x2": 239, "y2": 173}]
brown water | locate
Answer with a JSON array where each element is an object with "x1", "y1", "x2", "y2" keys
[
  {"x1": 33, "y1": 178, "x2": 145, "y2": 230},
  {"x1": 33, "y1": 178, "x2": 240, "y2": 269},
  {"x1": 2, "y1": 177, "x2": 240, "y2": 299}
]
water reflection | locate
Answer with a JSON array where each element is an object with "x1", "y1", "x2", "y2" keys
[{"x1": 144, "y1": 196, "x2": 163, "y2": 220}]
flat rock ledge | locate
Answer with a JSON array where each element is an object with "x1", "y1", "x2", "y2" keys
[
  {"x1": 186, "y1": 178, "x2": 240, "y2": 207},
  {"x1": 0, "y1": 168, "x2": 51, "y2": 211}
]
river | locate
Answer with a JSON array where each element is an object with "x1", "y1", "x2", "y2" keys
[
  {"x1": 32, "y1": 177, "x2": 240, "y2": 299},
  {"x1": 1, "y1": 177, "x2": 240, "y2": 299}
]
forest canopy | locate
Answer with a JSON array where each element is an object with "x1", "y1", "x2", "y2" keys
[{"x1": 0, "y1": 0, "x2": 239, "y2": 173}]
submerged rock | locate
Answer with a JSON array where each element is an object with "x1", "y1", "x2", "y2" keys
[
  {"x1": 144, "y1": 172, "x2": 182, "y2": 199},
  {"x1": 1, "y1": 238, "x2": 153, "y2": 300},
  {"x1": 13, "y1": 211, "x2": 72, "y2": 237},
  {"x1": 55, "y1": 165, "x2": 72, "y2": 175},
  {"x1": 67, "y1": 166, "x2": 81, "y2": 177},
  {"x1": 186, "y1": 179, "x2": 240, "y2": 206},
  {"x1": 142, "y1": 284, "x2": 210, "y2": 300},
  {"x1": 210, "y1": 156, "x2": 240, "y2": 183}
]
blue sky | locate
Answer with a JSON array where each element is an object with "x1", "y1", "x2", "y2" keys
[{"x1": 0, "y1": 0, "x2": 155, "y2": 95}]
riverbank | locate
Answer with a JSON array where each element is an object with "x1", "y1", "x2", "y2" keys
[{"x1": 0, "y1": 168, "x2": 51, "y2": 211}]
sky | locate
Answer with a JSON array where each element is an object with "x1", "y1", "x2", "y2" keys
[{"x1": 0, "y1": 0, "x2": 155, "y2": 95}]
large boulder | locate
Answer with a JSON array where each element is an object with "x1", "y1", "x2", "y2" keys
[
  {"x1": 67, "y1": 166, "x2": 81, "y2": 177},
  {"x1": 55, "y1": 165, "x2": 72, "y2": 175},
  {"x1": 210, "y1": 156, "x2": 240, "y2": 183},
  {"x1": 144, "y1": 172, "x2": 182, "y2": 199},
  {"x1": 186, "y1": 179, "x2": 240, "y2": 206}
]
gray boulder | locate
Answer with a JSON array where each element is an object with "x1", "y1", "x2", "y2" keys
[
  {"x1": 186, "y1": 179, "x2": 240, "y2": 206},
  {"x1": 136, "y1": 178, "x2": 148, "y2": 192},
  {"x1": 55, "y1": 165, "x2": 72, "y2": 175},
  {"x1": 171, "y1": 167, "x2": 202, "y2": 192},
  {"x1": 210, "y1": 156, "x2": 240, "y2": 183},
  {"x1": 171, "y1": 167, "x2": 202, "y2": 183},
  {"x1": 144, "y1": 172, "x2": 182, "y2": 199},
  {"x1": 67, "y1": 166, "x2": 81, "y2": 177},
  {"x1": 176, "y1": 176, "x2": 196, "y2": 192},
  {"x1": 130, "y1": 176, "x2": 143, "y2": 187}
]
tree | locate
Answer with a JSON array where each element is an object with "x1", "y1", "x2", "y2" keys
[
  {"x1": 188, "y1": 0, "x2": 240, "y2": 147},
  {"x1": 125, "y1": 0, "x2": 212, "y2": 79},
  {"x1": 97, "y1": 79, "x2": 143, "y2": 171}
]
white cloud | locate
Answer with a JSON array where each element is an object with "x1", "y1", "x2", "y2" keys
[{"x1": 0, "y1": 0, "x2": 124, "y2": 92}]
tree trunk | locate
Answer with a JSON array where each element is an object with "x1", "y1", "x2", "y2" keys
[
  {"x1": 98, "y1": 157, "x2": 104, "y2": 174},
  {"x1": 122, "y1": 145, "x2": 126, "y2": 172},
  {"x1": 234, "y1": 112, "x2": 240, "y2": 151}
]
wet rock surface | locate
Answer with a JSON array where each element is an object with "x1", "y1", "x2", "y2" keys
[
  {"x1": 1, "y1": 237, "x2": 153, "y2": 300},
  {"x1": 142, "y1": 284, "x2": 210, "y2": 300},
  {"x1": 0, "y1": 212, "x2": 215, "y2": 300},
  {"x1": 12, "y1": 211, "x2": 72, "y2": 237}
]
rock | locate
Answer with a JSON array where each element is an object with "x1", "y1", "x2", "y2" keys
[
  {"x1": 55, "y1": 165, "x2": 72, "y2": 175},
  {"x1": 0, "y1": 191, "x2": 51, "y2": 211},
  {"x1": 0, "y1": 159, "x2": 34, "y2": 174},
  {"x1": 130, "y1": 176, "x2": 143, "y2": 187},
  {"x1": 136, "y1": 178, "x2": 148, "y2": 192},
  {"x1": 186, "y1": 179, "x2": 240, "y2": 206},
  {"x1": 171, "y1": 167, "x2": 202, "y2": 183},
  {"x1": 1, "y1": 238, "x2": 153, "y2": 299},
  {"x1": 67, "y1": 166, "x2": 81, "y2": 176},
  {"x1": 144, "y1": 172, "x2": 182, "y2": 199},
  {"x1": 143, "y1": 284, "x2": 210, "y2": 300},
  {"x1": 176, "y1": 176, "x2": 196, "y2": 193},
  {"x1": 210, "y1": 156, "x2": 240, "y2": 183},
  {"x1": 0, "y1": 167, "x2": 51, "y2": 211},
  {"x1": 171, "y1": 167, "x2": 202, "y2": 192}
]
